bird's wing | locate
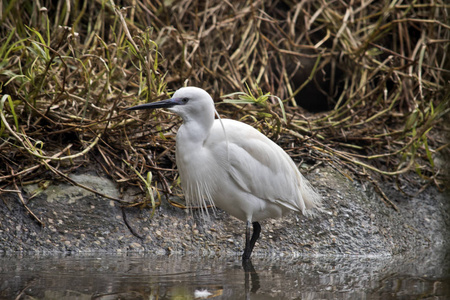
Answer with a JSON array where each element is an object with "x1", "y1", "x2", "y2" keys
[
  {"x1": 229, "y1": 138, "x2": 303, "y2": 210},
  {"x1": 213, "y1": 120, "x2": 307, "y2": 212}
]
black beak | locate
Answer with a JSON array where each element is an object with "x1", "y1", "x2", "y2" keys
[{"x1": 126, "y1": 98, "x2": 185, "y2": 111}]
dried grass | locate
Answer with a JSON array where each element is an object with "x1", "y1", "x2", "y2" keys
[{"x1": 0, "y1": 0, "x2": 449, "y2": 220}]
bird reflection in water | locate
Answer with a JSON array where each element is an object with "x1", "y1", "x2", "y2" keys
[{"x1": 243, "y1": 259, "x2": 261, "y2": 297}]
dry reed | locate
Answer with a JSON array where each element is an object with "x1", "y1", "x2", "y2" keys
[{"x1": 0, "y1": 0, "x2": 449, "y2": 220}]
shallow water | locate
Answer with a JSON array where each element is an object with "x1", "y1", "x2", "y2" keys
[{"x1": 1, "y1": 250, "x2": 449, "y2": 300}]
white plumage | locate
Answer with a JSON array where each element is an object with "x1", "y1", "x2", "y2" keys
[{"x1": 127, "y1": 86, "x2": 322, "y2": 260}]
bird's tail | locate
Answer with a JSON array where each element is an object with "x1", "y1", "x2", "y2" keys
[{"x1": 299, "y1": 175, "x2": 323, "y2": 217}]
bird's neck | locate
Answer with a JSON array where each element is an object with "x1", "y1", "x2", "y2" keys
[{"x1": 178, "y1": 116, "x2": 214, "y2": 146}]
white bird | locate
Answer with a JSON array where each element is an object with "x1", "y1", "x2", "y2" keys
[{"x1": 127, "y1": 87, "x2": 322, "y2": 260}]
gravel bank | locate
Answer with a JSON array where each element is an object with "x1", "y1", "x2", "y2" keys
[{"x1": 1, "y1": 166, "x2": 448, "y2": 256}]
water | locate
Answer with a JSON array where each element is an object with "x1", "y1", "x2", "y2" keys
[{"x1": 1, "y1": 251, "x2": 449, "y2": 300}]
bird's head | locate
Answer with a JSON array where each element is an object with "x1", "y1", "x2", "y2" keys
[{"x1": 126, "y1": 87, "x2": 215, "y2": 123}]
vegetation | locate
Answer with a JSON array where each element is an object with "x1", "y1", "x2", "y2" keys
[{"x1": 0, "y1": 0, "x2": 449, "y2": 221}]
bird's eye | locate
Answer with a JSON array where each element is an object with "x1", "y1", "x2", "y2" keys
[{"x1": 181, "y1": 97, "x2": 189, "y2": 103}]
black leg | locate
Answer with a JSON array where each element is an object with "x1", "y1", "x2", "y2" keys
[
  {"x1": 243, "y1": 221, "x2": 252, "y2": 260},
  {"x1": 242, "y1": 221, "x2": 261, "y2": 261},
  {"x1": 249, "y1": 222, "x2": 261, "y2": 253}
]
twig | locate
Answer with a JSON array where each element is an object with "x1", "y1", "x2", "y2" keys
[
  {"x1": 42, "y1": 161, "x2": 129, "y2": 205},
  {"x1": 10, "y1": 174, "x2": 45, "y2": 227}
]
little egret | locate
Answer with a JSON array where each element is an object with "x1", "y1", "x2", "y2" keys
[{"x1": 127, "y1": 87, "x2": 322, "y2": 260}]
